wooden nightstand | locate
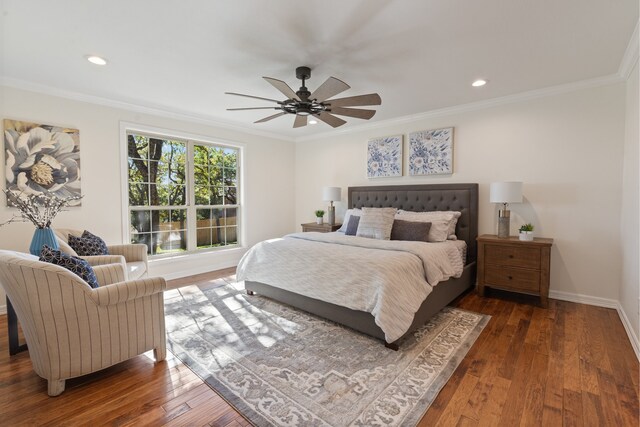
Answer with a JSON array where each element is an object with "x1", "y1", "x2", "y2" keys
[
  {"x1": 477, "y1": 234, "x2": 553, "y2": 307},
  {"x1": 301, "y1": 222, "x2": 342, "y2": 233}
]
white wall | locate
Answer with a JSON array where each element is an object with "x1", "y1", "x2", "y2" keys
[
  {"x1": 295, "y1": 83, "x2": 626, "y2": 302},
  {"x1": 620, "y1": 60, "x2": 639, "y2": 345},
  {"x1": 0, "y1": 85, "x2": 296, "y2": 308}
]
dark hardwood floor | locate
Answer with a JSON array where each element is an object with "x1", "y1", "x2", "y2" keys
[{"x1": 0, "y1": 269, "x2": 638, "y2": 426}]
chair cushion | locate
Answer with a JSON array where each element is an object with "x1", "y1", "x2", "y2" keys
[
  {"x1": 39, "y1": 245, "x2": 99, "y2": 288},
  {"x1": 127, "y1": 261, "x2": 147, "y2": 280},
  {"x1": 68, "y1": 231, "x2": 109, "y2": 256}
]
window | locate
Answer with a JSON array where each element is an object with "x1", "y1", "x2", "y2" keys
[{"x1": 126, "y1": 132, "x2": 240, "y2": 256}]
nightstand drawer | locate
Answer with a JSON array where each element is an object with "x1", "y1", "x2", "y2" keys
[
  {"x1": 484, "y1": 244, "x2": 540, "y2": 269},
  {"x1": 485, "y1": 266, "x2": 541, "y2": 292}
]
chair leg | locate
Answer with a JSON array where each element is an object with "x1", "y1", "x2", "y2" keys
[
  {"x1": 154, "y1": 345, "x2": 166, "y2": 362},
  {"x1": 48, "y1": 379, "x2": 65, "y2": 396}
]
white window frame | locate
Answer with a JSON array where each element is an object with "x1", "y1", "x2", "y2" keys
[{"x1": 119, "y1": 122, "x2": 245, "y2": 258}]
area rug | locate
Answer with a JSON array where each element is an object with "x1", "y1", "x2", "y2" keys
[{"x1": 164, "y1": 280, "x2": 489, "y2": 427}]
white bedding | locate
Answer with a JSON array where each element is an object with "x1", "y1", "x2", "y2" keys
[{"x1": 236, "y1": 232, "x2": 466, "y2": 343}]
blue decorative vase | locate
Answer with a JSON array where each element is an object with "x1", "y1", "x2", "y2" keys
[{"x1": 30, "y1": 227, "x2": 59, "y2": 256}]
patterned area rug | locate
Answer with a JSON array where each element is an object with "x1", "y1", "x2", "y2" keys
[{"x1": 164, "y1": 280, "x2": 489, "y2": 427}]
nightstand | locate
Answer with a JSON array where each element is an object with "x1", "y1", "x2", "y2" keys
[
  {"x1": 477, "y1": 234, "x2": 553, "y2": 307},
  {"x1": 301, "y1": 222, "x2": 342, "y2": 233}
]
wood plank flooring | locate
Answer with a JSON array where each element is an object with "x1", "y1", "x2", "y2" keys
[{"x1": 0, "y1": 270, "x2": 637, "y2": 426}]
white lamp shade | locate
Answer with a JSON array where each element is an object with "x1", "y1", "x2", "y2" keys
[
  {"x1": 490, "y1": 182, "x2": 523, "y2": 204},
  {"x1": 322, "y1": 186, "x2": 342, "y2": 202}
]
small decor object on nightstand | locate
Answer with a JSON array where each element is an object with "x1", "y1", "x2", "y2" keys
[
  {"x1": 519, "y1": 223, "x2": 534, "y2": 241},
  {"x1": 322, "y1": 187, "x2": 341, "y2": 225},
  {"x1": 490, "y1": 182, "x2": 522, "y2": 238},
  {"x1": 315, "y1": 210, "x2": 325, "y2": 225}
]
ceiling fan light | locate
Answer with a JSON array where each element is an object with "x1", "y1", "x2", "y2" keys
[
  {"x1": 308, "y1": 119, "x2": 318, "y2": 125},
  {"x1": 472, "y1": 79, "x2": 487, "y2": 87}
]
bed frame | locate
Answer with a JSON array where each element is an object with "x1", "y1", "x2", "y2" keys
[{"x1": 245, "y1": 183, "x2": 479, "y2": 350}]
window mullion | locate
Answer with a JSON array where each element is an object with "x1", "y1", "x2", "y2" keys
[{"x1": 187, "y1": 141, "x2": 196, "y2": 252}]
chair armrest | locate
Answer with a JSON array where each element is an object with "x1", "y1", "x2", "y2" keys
[
  {"x1": 108, "y1": 244, "x2": 148, "y2": 263},
  {"x1": 82, "y1": 255, "x2": 126, "y2": 266},
  {"x1": 90, "y1": 276, "x2": 166, "y2": 306},
  {"x1": 92, "y1": 263, "x2": 127, "y2": 286}
]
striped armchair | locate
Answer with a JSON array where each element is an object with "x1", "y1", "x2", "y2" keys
[
  {"x1": 53, "y1": 228, "x2": 148, "y2": 280},
  {"x1": 0, "y1": 250, "x2": 166, "y2": 396}
]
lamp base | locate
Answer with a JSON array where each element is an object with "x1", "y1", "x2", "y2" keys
[
  {"x1": 327, "y1": 205, "x2": 336, "y2": 225},
  {"x1": 497, "y1": 216, "x2": 510, "y2": 238}
]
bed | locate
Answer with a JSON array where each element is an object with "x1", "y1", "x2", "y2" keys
[{"x1": 239, "y1": 183, "x2": 478, "y2": 350}]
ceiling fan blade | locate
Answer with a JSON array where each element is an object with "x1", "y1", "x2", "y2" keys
[
  {"x1": 293, "y1": 115, "x2": 308, "y2": 128},
  {"x1": 329, "y1": 107, "x2": 376, "y2": 120},
  {"x1": 227, "y1": 107, "x2": 280, "y2": 111},
  {"x1": 309, "y1": 77, "x2": 350, "y2": 103},
  {"x1": 326, "y1": 93, "x2": 382, "y2": 107},
  {"x1": 263, "y1": 77, "x2": 300, "y2": 101},
  {"x1": 316, "y1": 112, "x2": 347, "y2": 128},
  {"x1": 225, "y1": 92, "x2": 282, "y2": 103},
  {"x1": 254, "y1": 112, "x2": 287, "y2": 123}
]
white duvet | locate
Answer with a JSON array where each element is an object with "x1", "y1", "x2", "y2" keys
[{"x1": 236, "y1": 232, "x2": 465, "y2": 343}]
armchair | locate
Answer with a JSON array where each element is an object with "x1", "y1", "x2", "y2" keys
[
  {"x1": 53, "y1": 228, "x2": 148, "y2": 280},
  {"x1": 0, "y1": 250, "x2": 166, "y2": 396}
]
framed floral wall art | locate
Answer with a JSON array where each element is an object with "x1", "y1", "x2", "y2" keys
[
  {"x1": 4, "y1": 119, "x2": 82, "y2": 206},
  {"x1": 409, "y1": 127, "x2": 454, "y2": 175},
  {"x1": 367, "y1": 135, "x2": 403, "y2": 178}
]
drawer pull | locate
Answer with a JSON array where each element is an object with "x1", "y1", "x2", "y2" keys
[
  {"x1": 508, "y1": 276, "x2": 513, "y2": 280},
  {"x1": 509, "y1": 255, "x2": 514, "y2": 258}
]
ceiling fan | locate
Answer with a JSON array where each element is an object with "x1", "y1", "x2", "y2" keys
[{"x1": 225, "y1": 66, "x2": 381, "y2": 128}]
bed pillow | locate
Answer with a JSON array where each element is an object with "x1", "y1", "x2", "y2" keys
[
  {"x1": 39, "y1": 245, "x2": 99, "y2": 288},
  {"x1": 395, "y1": 210, "x2": 460, "y2": 242},
  {"x1": 337, "y1": 209, "x2": 362, "y2": 233},
  {"x1": 390, "y1": 220, "x2": 432, "y2": 242},
  {"x1": 356, "y1": 207, "x2": 397, "y2": 240},
  {"x1": 345, "y1": 215, "x2": 360, "y2": 236}
]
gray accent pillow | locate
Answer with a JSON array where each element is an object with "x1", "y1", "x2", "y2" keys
[
  {"x1": 356, "y1": 207, "x2": 397, "y2": 240},
  {"x1": 345, "y1": 215, "x2": 360, "y2": 236},
  {"x1": 337, "y1": 208, "x2": 361, "y2": 233},
  {"x1": 391, "y1": 220, "x2": 432, "y2": 242}
]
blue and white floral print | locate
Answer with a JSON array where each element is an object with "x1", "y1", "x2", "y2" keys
[
  {"x1": 367, "y1": 135, "x2": 402, "y2": 178},
  {"x1": 409, "y1": 128, "x2": 453, "y2": 175}
]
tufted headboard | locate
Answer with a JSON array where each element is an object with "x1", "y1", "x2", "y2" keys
[{"x1": 348, "y1": 183, "x2": 479, "y2": 264}]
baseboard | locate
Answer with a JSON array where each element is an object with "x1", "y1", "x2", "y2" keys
[
  {"x1": 0, "y1": 304, "x2": 5, "y2": 315},
  {"x1": 549, "y1": 289, "x2": 639, "y2": 361},
  {"x1": 548, "y1": 290, "x2": 619, "y2": 309},
  {"x1": 616, "y1": 302, "x2": 640, "y2": 360}
]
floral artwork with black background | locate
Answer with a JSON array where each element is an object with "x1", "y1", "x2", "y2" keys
[{"x1": 4, "y1": 119, "x2": 81, "y2": 206}]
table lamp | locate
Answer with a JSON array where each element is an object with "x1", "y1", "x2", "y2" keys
[
  {"x1": 323, "y1": 187, "x2": 341, "y2": 225},
  {"x1": 490, "y1": 182, "x2": 522, "y2": 238}
]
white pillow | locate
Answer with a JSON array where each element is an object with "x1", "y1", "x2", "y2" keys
[
  {"x1": 337, "y1": 208, "x2": 362, "y2": 233},
  {"x1": 356, "y1": 207, "x2": 397, "y2": 240},
  {"x1": 396, "y1": 210, "x2": 461, "y2": 242}
]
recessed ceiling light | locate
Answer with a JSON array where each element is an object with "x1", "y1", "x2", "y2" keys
[
  {"x1": 308, "y1": 119, "x2": 318, "y2": 125},
  {"x1": 86, "y1": 55, "x2": 107, "y2": 66},
  {"x1": 472, "y1": 79, "x2": 487, "y2": 87}
]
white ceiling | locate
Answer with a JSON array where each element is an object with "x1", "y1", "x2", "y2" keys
[{"x1": 1, "y1": 0, "x2": 637, "y2": 139}]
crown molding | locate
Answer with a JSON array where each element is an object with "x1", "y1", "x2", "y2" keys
[
  {"x1": 0, "y1": 77, "x2": 296, "y2": 143},
  {"x1": 0, "y1": 66, "x2": 628, "y2": 145},
  {"x1": 618, "y1": 19, "x2": 639, "y2": 80},
  {"x1": 296, "y1": 73, "x2": 624, "y2": 143}
]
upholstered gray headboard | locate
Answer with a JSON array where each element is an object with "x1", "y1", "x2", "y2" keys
[{"x1": 348, "y1": 183, "x2": 479, "y2": 264}]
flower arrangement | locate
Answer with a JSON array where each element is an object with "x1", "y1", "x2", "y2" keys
[
  {"x1": 1, "y1": 190, "x2": 82, "y2": 229},
  {"x1": 314, "y1": 210, "x2": 325, "y2": 218}
]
